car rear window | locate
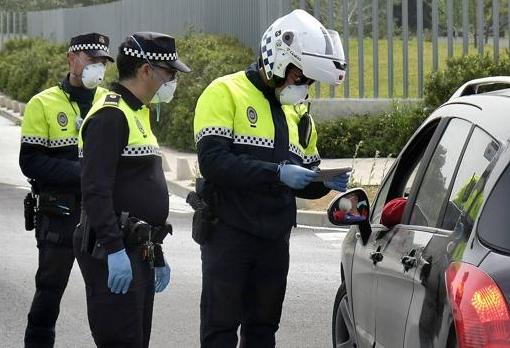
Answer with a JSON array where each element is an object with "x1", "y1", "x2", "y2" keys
[
  {"x1": 478, "y1": 162, "x2": 510, "y2": 253},
  {"x1": 440, "y1": 127, "x2": 498, "y2": 231}
]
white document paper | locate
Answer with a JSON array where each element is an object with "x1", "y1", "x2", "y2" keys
[{"x1": 313, "y1": 167, "x2": 352, "y2": 182}]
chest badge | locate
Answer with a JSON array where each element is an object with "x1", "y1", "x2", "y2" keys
[
  {"x1": 135, "y1": 117, "x2": 147, "y2": 138},
  {"x1": 57, "y1": 112, "x2": 68, "y2": 128},
  {"x1": 247, "y1": 106, "x2": 258, "y2": 127}
]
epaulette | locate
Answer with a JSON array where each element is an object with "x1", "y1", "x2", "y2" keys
[{"x1": 103, "y1": 93, "x2": 121, "y2": 106}]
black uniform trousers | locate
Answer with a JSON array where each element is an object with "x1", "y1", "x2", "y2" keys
[
  {"x1": 24, "y1": 209, "x2": 79, "y2": 348},
  {"x1": 73, "y1": 230, "x2": 155, "y2": 348},
  {"x1": 200, "y1": 221, "x2": 291, "y2": 348}
]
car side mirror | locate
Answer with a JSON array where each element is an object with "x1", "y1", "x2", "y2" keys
[
  {"x1": 327, "y1": 189, "x2": 370, "y2": 225},
  {"x1": 327, "y1": 189, "x2": 372, "y2": 244}
]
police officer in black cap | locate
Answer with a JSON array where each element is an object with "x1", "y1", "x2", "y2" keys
[
  {"x1": 20, "y1": 32, "x2": 113, "y2": 348},
  {"x1": 75, "y1": 32, "x2": 190, "y2": 347}
]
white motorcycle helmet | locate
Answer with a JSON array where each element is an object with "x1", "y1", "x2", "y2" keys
[{"x1": 260, "y1": 9, "x2": 347, "y2": 86}]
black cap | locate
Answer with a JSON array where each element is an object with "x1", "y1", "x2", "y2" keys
[
  {"x1": 68, "y1": 32, "x2": 114, "y2": 62},
  {"x1": 121, "y1": 32, "x2": 191, "y2": 73}
]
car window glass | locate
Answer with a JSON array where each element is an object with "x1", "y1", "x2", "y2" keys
[
  {"x1": 478, "y1": 161, "x2": 510, "y2": 253},
  {"x1": 409, "y1": 118, "x2": 471, "y2": 227},
  {"x1": 371, "y1": 121, "x2": 438, "y2": 224},
  {"x1": 372, "y1": 145, "x2": 427, "y2": 225},
  {"x1": 441, "y1": 127, "x2": 498, "y2": 231},
  {"x1": 371, "y1": 169, "x2": 394, "y2": 223},
  {"x1": 404, "y1": 165, "x2": 420, "y2": 197}
]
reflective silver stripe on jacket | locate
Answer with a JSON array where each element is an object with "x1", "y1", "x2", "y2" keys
[
  {"x1": 121, "y1": 145, "x2": 162, "y2": 157},
  {"x1": 233, "y1": 134, "x2": 274, "y2": 149},
  {"x1": 22, "y1": 136, "x2": 78, "y2": 148},
  {"x1": 195, "y1": 127, "x2": 233, "y2": 144}
]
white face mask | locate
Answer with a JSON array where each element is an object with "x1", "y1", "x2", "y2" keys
[
  {"x1": 81, "y1": 63, "x2": 106, "y2": 89},
  {"x1": 276, "y1": 84, "x2": 309, "y2": 105},
  {"x1": 150, "y1": 79, "x2": 177, "y2": 104}
]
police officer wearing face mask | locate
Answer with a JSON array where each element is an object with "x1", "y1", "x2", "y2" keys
[
  {"x1": 194, "y1": 10, "x2": 349, "y2": 347},
  {"x1": 19, "y1": 32, "x2": 113, "y2": 348},
  {"x1": 75, "y1": 32, "x2": 190, "y2": 347}
]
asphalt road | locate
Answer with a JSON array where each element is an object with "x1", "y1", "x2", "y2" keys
[{"x1": 0, "y1": 117, "x2": 347, "y2": 347}]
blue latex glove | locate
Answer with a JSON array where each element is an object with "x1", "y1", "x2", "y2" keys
[
  {"x1": 154, "y1": 260, "x2": 171, "y2": 293},
  {"x1": 324, "y1": 173, "x2": 350, "y2": 192},
  {"x1": 107, "y1": 249, "x2": 133, "y2": 295},
  {"x1": 279, "y1": 164, "x2": 319, "y2": 189}
]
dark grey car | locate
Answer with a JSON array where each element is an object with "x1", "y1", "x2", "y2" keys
[{"x1": 329, "y1": 77, "x2": 510, "y2": 348}]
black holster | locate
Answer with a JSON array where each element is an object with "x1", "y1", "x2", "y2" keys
[
  {"x1": 24, "y1": 192, "x2": 37, "y2": 231},
  {"x1": 186, "y1": 190, "x2": 217, "y2": 245},
  {"x1": 23, "y1": 179, "x2": 40, "y2": 231},
  {"x1": 76, "y1": 209, "x2": 96, "y2": 255}
]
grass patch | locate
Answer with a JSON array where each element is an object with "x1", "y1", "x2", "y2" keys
[{"x1": 310, "y1": 38, "x2": 492, "y2": 98}]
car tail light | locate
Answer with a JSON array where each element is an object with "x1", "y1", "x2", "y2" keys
[{"x1": 446, "y1": 262, "x2": 510, "y2": 348}]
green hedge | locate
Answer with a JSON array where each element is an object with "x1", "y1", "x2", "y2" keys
[
  {"x1": 317, "y1": 51, "x2": 510, "y2": 158},
  {"x1": 0, "y1": 38, "x2": 68, "y2": 102},
  {"x1": 316, "y1": 102, "x2": 429, "y2": 158},
  {"x1": 0, "y1": 34, "x2": 253, "y2": 152},
  {"x1": 152, "y1": 32, "x2": 253, "y2": 150},
  {"x1": 3, "y1": 37, "x2": 505, "y2": 158},
  {"x1": 424, "y1": 52, "x2": 510, "y2": 109}
]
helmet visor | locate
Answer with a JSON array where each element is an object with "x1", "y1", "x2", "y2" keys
[{"x1": 301, "y1": 29, "x2": 347, "y2": 85}]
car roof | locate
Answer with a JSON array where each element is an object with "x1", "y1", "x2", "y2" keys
[
  {"x1": 424, "y1": 77, "x2": 510, "y2": 144},
  {"x1": 427, "y1": 93, "x2": 510, "y2": 145}
]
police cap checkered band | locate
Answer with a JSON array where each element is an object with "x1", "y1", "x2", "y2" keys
[
  {"x1": 121, "y1": 32, "x2": 191, "y2": 73},
  {"x1": 69, "y1": 43, "x2": 109, "y2": 53},
  {"x1": 68, "y1": 32, "x2": 113, "y2": 61},
  {"x1": 122, "y1": 47, "x2": 178, "y2": 61},
  {"x1": 69, "y1": 33, "x2": 110, "y2": 51}
]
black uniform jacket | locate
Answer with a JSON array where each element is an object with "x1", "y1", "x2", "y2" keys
[{"x1": 81, "y1": 83, "x2": 168, "y2": 256}]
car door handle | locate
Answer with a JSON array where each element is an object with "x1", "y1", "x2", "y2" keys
[
  {"x1": 401, "y1": 249, "x2": 417, "y2": 272},
  {"x1": 370, "y1": 250, "x2": 384, "y2": 264}
]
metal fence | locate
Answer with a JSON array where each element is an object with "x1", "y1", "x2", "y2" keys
[
  {"x1": 0, "y1": 12, "x2": 26, "y2": 47},
  {"x1": 1, "y1": 0, "x2": 509, "y2": 99},
  {"x1": 289, "y1": 0, "x2": 510, "y2": 99}
]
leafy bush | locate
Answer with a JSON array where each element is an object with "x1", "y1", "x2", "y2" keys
[
  {"x1": 317, "y1": 52, "x2": 510, "y2": 158},
  {"x1": 0, "y1": 38, "x2": 67, "y2": 102},
  {"x1": 424, "y1": 52, "x2": 510, "y2": 108},
  {"x1": 0, "y1": 34, "x2": 252, "y2": 151},
  {"x1": 153, "y1": 32, "x2": 254, "y2": 150},
  {"x1": 316, "y1": 102, "x2": 429, "y2": 158}
]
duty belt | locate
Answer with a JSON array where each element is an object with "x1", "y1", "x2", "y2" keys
[{"x1": 119, "y1": 212, "x2": 172, "y2": 268}]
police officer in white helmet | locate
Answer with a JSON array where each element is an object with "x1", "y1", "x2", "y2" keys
[{"x1": 194, "y1": 9, "x2": 348, "y2": 347}]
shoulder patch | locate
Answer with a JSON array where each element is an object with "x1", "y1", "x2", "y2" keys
[{"x1": 103, "y1": 94, "x2": 121, "y2": 106}]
